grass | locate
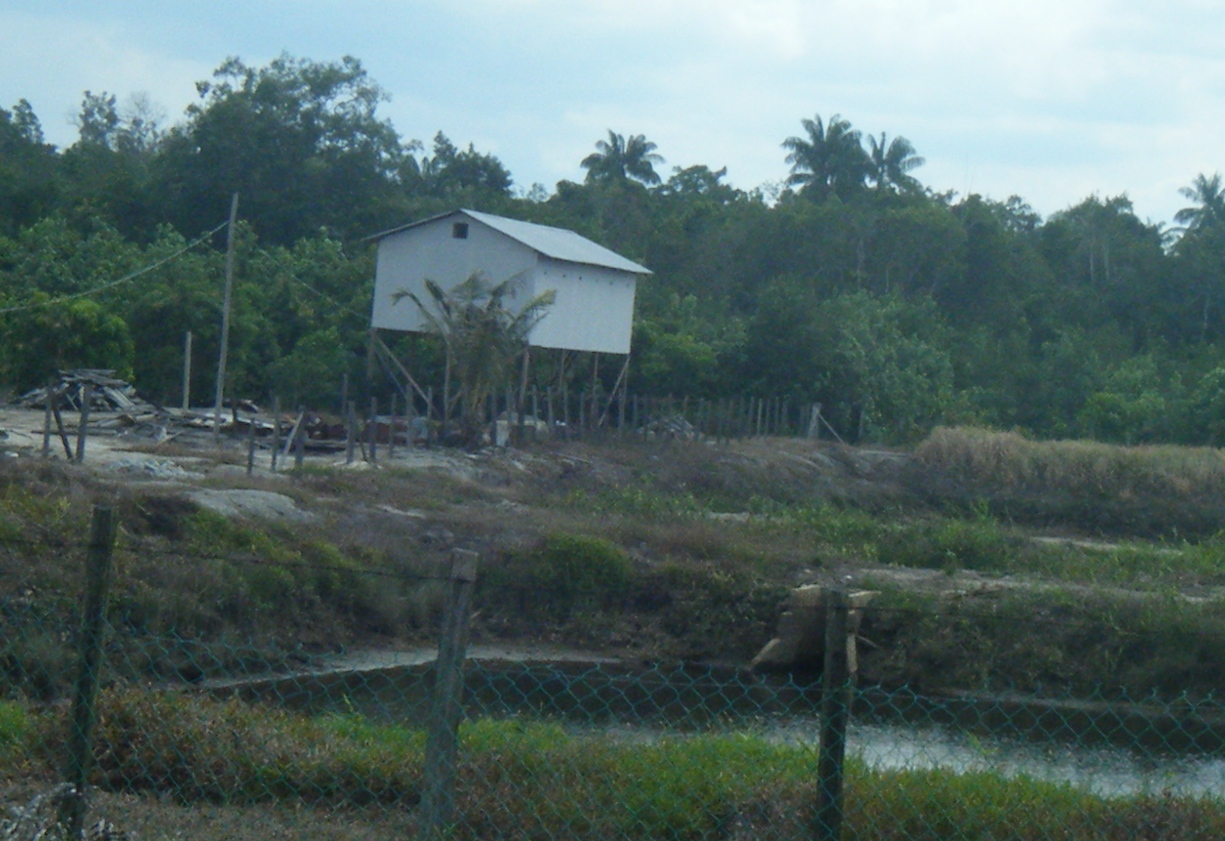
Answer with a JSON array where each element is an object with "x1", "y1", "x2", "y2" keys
[
  {"x1": 5, "y1": 691, "x2": 1225, "y2": 839},
  {"x1": 914, "y1": 426, "x2": 1225, "y2": 537},
  {"x1": 12, "y1": 428, "x2": 1225, "y2": 701}
]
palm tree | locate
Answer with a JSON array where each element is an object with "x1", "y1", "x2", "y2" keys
[
  {"x1": 395, "y1": 272, "x2": 554, "y2": 446},
  {"x1": 1175, "y1": 173, "x2": 1225, "y2": 233},
  {"x1": 581, "y1": 130, "x2": 664, "y2": 185},
  {"x1": 782, "y1": 113, "x2": 868, "y2": 201},
  {"x1": 866, "y1": 133, "x2": 925, "y2": 194}
]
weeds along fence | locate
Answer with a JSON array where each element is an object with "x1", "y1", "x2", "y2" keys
[{"x1": 9, "y1": 512, "x2": 1225, "y2": 839}]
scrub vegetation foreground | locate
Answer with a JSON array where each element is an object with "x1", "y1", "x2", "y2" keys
[{"x1": 6, "y1": 426, "x2": 1225, "y2": 838}]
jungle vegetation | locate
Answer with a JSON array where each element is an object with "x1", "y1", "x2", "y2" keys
[{"x1": 2, "y1": 53, "x2": 1224, "y2": 446}]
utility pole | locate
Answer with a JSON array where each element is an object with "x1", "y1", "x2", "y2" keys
[
  {"x1": 213, "y1": 193, "x2": 239, "y2": 445},
  {"x1": 182, "y1": 330, "x2": 192, "y2": 411}
]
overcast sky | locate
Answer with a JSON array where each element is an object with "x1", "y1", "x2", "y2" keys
[{"x1": 3, "y1": 0, "x2": 1222, "y2": 227}]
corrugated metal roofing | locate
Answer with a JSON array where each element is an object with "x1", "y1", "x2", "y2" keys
[{"x1": 371, "y1": 209, "x2": 652, "y2": 275}]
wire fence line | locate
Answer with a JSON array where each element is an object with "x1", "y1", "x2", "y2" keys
[{"x1": 6, "y1": 510, "x2": 1225, "y2": 838}]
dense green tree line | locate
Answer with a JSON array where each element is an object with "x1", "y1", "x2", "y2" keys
[{"x1": 3, "y1": 53, "x2": 1225, "y2": 445}]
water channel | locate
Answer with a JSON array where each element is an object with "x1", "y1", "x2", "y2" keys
[{"x1": 208, "y1": 652, "x2": 1225, "y2": 801}]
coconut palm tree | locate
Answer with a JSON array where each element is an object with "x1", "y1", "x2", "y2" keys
[
  {"x1": 866, "y1": 132, "x2": 925, "y2": 194},
  {"x1": 782, "y1": 113, "x2": 868, "y2": 201},
  {"x1": 395, "y1": 272, "x2": 554, "y2": 446},
  {"x1": 1175, "y1": 173, "x2": 1225, "y2": 233},
  {"x1": 581, "y1": 130, "x2": 665, "y2": 185}
]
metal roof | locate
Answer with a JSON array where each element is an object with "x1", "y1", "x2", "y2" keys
[{"x1": 371, "y1": 209, "x2": 652, "y2": 275}]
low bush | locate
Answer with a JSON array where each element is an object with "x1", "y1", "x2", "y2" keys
[{"x1": 483, "y1": 533, "x2": 632, "y2": 620}]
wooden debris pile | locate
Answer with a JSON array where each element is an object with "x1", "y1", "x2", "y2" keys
[{"x1": 19, "y1": 369, "x2": 157, "y2": 414}]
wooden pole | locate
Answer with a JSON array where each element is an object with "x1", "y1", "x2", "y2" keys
[
  {"x1": 213, "y1": 192, "x2": 240, "y2": 446},
  {"x1": 294, "y1": 412, "x2": 306, "y2": 470},
  {"x1": 368, "y1": 397, "x2": 378, "y2": 464},
  {"x1": 388, "y1": 393, "x2": 397, "y2": 458},
  {"x1": 75, "y1": 384, "x2": 92, "y2": 463},
  {"x1": 59, "y1": 506, "x2": 117, "y2": 838},
  {"x1": 42, "y1": 381, "x2": 54, "y2": 458},
  {"x1": 347, "y1": 403, "x2": 357, "y2": 467},
  {"x1": 815, "y1": 588, "x2": 853, "y2": 841},
  {"x1": 270, "y1": 396, "x2": 281, "y2": 471},
  {"x1": 559, "y1": 350, "x2": 569, "y2": 434},
  {"x1": 419, "y1": 550, "x2": 479, "y2": 841},
  {"x1": 517, "y1": 345, "x2": 530, "y2": 445},
  {"x1": 246, "y1": 414, "x2": 257, "y2": 476},
  {"x1": 50, "y1": 397, "x2": 72, "y2": 460},
  {"x1": 182, "y1": 330, "x2": 192, "y2": 411}
]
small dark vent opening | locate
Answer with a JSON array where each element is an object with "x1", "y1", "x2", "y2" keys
[{"x1": 452, "y1": 222, "x2": 469, "y2": 239}]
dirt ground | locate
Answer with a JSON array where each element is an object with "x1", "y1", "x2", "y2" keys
[{"x1": 2, "y1": 404, "x2": 1194, "y2": 623}]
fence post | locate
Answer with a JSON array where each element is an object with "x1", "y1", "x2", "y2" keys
[
  {"x1": 59, "y1": 506, "x2": 117, "y2": 837},
  {"x1": 246, "y1": 413, "x2": 256, "y2": 476},
  {"x1": 419, "y1": 550, "x2": 479, "y2": 840},
  {"x1": 346, "y1": 402, "x2": 357, "y2": 465},
  {"x1": 42, "y1": 380, "x2": 54, "y2": 458},
  {"x1": 389, "y1": 393, "x2": 398, "y2": 458},
  {"x1": 75, "y1": 384, "x2": 92, "y2": 463},
  {"x1": 815, "y1": 587, "x2": 853, "y2": 841},
  {"x1": 368, "y1": 396, "x2": 379, "y2": 464},
  {"x1": 271, "y1": 397, "x2": 281, "y2": 471},
  {"x1": 294, "y1": 409, "x2": 306, "y2": 470}
]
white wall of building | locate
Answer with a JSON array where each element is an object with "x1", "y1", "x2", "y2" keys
[
  {"x1": 527, "y1": 258, "x2": 636, "y2": 354},
  {"x1": 372, "y1": 214, "x2": 639, "y2": 355},
  {"x1": 371, "y1": 218, "x2": 537, "y2": 334}
]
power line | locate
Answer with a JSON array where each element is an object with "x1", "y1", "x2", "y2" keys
[
  {"x1": 0, "y1": 220, "x2": 229, "y2": 316},
  {"x1": 256, "y1": 246, "x2": 370, "y2": 321}
]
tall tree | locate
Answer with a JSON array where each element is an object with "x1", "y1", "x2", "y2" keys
[
  {"x1": 1171, "y1": 173, "x2": 1225, "y2": 343},
  {"x1": 782, "y1": 113, "x2": 868, "y2": 201},
  {"x1": 418, "y1": 132, "x2": 513, "y2": 198},
  {"x1": 866, "y1": 133, "x2": 925, "y2": 195},
  {"x1": 581, "y1": 131, "x2": 664, "y2": 185},
  {"x1": 154, "y1": 54, "x2": 410, "y2": 243},
  {"x1": 1175, "y1": 173, "x2": 1225, "y2": 234},
  {"x1": 0, "y1": 100, "x2": 60, "y2": 235},
  {"x1": 60, "y1": 91, "x2": 163, "y2": 239}
]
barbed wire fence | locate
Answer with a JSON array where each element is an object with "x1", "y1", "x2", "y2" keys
[{"x1": 5, "y1": 508, "x2": 1225, "y2": 839}]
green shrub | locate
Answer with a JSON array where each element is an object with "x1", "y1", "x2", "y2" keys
[
  {"x1": 881, "y1": 515, "x2": 1016, "y2": 572},
  {"x1": 0, "y1": 700, "x2": 28, "y2": 744},
  {"x1": 484, "y1": 533, "x2": 632, "y2": 620}
]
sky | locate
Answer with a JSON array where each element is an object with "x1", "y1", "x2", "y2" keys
[{"x1": 2, "y1": 0, "x2": 1223, "y2": 228}]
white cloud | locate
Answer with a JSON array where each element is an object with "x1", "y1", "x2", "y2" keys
[
  {"x1": 3, "y1": 0, "x2": 1224, "y2": 224},
  {"x1": 0, "y1": 10, "x2": 211, "y2": 147}
]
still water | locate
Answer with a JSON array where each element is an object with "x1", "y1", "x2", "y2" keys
[{"x1": 215, "y1": 656, "x2": 1225, "y2": 800}]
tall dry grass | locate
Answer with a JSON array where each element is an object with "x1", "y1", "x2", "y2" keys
[{"x1": 912, "y1": 428, "x2": 1225, "y2": 536}]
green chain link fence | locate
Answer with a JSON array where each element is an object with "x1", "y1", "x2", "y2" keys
[{"x1": 5, "y1": 508, "x2": 1225, "y2": 839}]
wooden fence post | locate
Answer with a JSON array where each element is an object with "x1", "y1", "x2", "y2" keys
[
  {"x1": 346, "y1": 402, "x2": 357, "y2": 465},
  {"x1": 59, "y1": 506, "x2": 117, "y2": 837},
  {"x1": 270, "y1": 397, "x2": 281, "y2": 471},
  {"x1": 294, "y1": 409, "x2": 306, "y2": 470},
  {"x1": 815, "y1": 588, "x2": 853, "y2": 841},
  {"x1": 246, "y1": 414, "x2": 256, "y2": 476},
  {"x1": 368, "y1": 397, "x2": 379, "y2": 464},
  {"x1": 388, "y1": 393, "x2": 398, "y2": 458},
  {"x1": 75, "y1": 384, "x2": 92, "y2": 463},
  {"x1": 419, "y1": 550, "x2": 479, "y2": 840},
  {"x1": 42, "y1": 381, "x2": 54, "y2": 458}
]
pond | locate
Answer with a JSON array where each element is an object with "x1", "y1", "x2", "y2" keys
[{"x1": 208, "y1": 654, "x2": 1225, "y2": 799}]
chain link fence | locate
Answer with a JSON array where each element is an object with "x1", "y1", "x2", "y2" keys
[{"x1": 4, "y1": 509, "x2": 1225, "y2": 839}]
